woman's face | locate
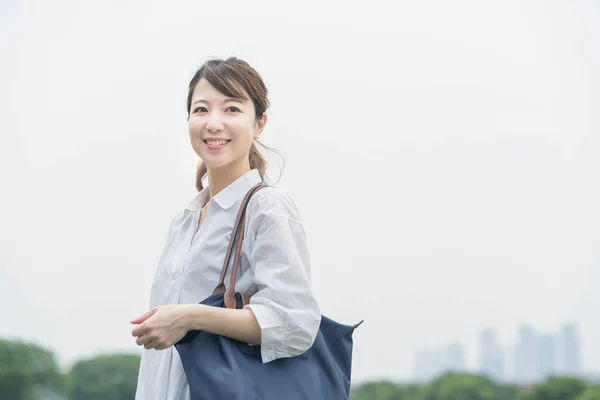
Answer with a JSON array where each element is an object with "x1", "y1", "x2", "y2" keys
[{"x1": 188, "y1": 78, "x2": 266, "y2": 172}]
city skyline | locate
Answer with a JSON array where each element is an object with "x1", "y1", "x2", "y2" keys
[{"x1": 414, "y1": 322, "x2": 587, "y2": 383}]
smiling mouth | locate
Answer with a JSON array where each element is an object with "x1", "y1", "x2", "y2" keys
[{"x1": 203, "y1": 139, "x2": 231, "y2": 146}]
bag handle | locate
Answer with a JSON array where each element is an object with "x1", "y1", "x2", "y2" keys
[{"x1": 213, "y1": 183, "x2": 268, "y2": 309}]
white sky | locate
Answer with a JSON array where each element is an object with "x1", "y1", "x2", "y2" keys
[{"x1": 1, "y1": 0, "x2": 599, "y2": 383}]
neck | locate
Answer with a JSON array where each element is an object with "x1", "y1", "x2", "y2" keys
[{"x1": 206, "y1": 158, "x2": 251, "y2": 198}]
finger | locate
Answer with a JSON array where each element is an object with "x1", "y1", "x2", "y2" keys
[
  {"x1": 144, "y1": 340, "x2": 155, "y2": 350},
  {"x1": 136, "y1": 334, "x2": 152, "y2": 346},
  {"x1": 130, "y1": 309, "x2": 157, "y2": 325},
  {"x1": 131, "y1": 325, "x2": 145, "y2": 337}
]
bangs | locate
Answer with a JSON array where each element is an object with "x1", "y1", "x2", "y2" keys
[
  {"x1": 186, "y1": 57, "x2": 269, "y2": 120},
  {"x1": 202, "y1": 62, "x2": 250, "y2": 101}
]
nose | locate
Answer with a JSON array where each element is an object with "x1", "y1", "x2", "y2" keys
[{"x1": 206, "y1": 111, "x2": 224, "y2": 132}]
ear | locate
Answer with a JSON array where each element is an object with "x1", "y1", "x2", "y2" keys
[{"x1": 255, "y1": 113, "x2": 268, "y2": 139}]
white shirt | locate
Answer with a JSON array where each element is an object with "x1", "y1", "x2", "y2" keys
[{"x1": 134, "y1": 169, "x2": 321, "y2": 400}]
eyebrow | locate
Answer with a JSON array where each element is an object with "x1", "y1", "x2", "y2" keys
[{"x1": 192, "y1": 98, "x2": 245, "y2": 105}]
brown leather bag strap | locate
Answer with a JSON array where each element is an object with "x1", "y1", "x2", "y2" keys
[
  {"x1": 224, "y1": 212, "x2": 249, "y2": 309},
  {"x1": 213, "y1": 187, "x2": 252, "y2": 293},
  {"x1": 213, "y1": 183, "x2": 268, "y2": 300}
]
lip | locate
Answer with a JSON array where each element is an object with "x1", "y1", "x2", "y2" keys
[{"x1": 203, "y1": 138, "x2": 231, "y2": 151}]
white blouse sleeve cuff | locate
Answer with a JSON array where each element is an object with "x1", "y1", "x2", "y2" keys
[{"x1": 244, "y1": 303, "x2": 287, "y2": 364}]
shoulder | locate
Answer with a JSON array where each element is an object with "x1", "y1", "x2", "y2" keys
[
  {"x1": 247, "y1": 186, "x2": 303, "y2": 228},
  {"x1": 165, "y1": 209, "x2": 187, "y2": 234}
]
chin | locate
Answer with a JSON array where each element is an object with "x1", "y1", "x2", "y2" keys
[{"x1": 202, "y1": 158, "x2": 233, "y2": 170}]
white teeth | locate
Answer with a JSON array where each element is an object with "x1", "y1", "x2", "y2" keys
[{"x1": 205, "y1": 140, "x2": 229, "y2": 146}]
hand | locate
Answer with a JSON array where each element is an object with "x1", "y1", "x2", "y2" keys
[{"x1": 130, "y1": 305, "x2": 189, "y2": 350}]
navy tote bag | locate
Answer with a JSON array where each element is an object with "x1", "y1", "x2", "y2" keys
[{"x1": 175, "y1": 184, "x2": 362, "y2": 400}]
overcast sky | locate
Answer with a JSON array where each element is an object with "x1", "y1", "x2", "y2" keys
[{"x1": 1, "y1": 0, "x2": 599, "y2": 383}]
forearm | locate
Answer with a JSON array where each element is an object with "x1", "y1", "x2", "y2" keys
[{"x1": 181, "y1": 304, "x2": 262, "y2": 345}]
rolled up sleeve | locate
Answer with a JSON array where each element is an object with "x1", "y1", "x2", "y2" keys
[{"x1": 244, "y1": 214, "x2": 321, "y2": 364}]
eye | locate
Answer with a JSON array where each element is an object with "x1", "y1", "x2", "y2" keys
[
  {"x1": 193, "y1": 106, "x2": 208, "y2": 113},
  {"x1": 227, "y1": 106, "x2": 241, "y2": 112}
]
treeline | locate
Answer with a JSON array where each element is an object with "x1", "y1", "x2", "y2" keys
[
  {"x1": 2, "y1": 337, "x2": 600, "y2": 399},
  {"x1": 350, "y1": 373, "x2": 600, "y2": 400},
  {"x1": 0, "y1": 338, "x2": 139, "y2": 399}
]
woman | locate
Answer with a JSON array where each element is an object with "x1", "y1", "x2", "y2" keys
[{"x1": 130, "y1": 57, "x2": 321, "y2": 399}]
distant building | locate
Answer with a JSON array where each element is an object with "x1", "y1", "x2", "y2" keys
[
  {"x1": 414, "y1": 348, "x2": 440, "y2": 382},
  {"x1": 556, "y1": 324, "x2": 582, "y2": 376},
  {"x1": 513, "y1": 325, "x2": 540, "y2": 384},
  {"x1": 538, "y1": 334, "x2": 556, "y2": 379},
  {"x1": 442, "y1": 342, "x2": 466, "y2": 372},
  {"x1": 413, "y1": 342, "x2": 466, "y2": 382},
  {"x1": 479, "y1": 329, "x2": 505, "y2": 382}
]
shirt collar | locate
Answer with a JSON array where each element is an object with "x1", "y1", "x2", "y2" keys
[{"x1": 185, "y1": 169, "x2": 262, "y2": 214}]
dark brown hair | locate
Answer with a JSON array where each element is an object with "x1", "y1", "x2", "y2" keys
[{"x1": 186, "y1": 57, "x2": 271, "y2": 192}]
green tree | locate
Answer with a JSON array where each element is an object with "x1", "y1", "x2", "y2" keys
[
  {"x1": 424, "y1": 372, "x2": 505, "y2": 400},
  {"x1": 573, "y1": 386, "x2": 600, "y2": 400},
  {"x1": 351, "y1": 380, "x2": 430, "y2": 400},
  {"x1": 515, "y1": 389, "x2": 537, "y2": 400},
  {"x1": 351, "y1": 380, "x2": 403, "y2": 400},
  {"x1": 0, "y1": 338, "x2": 65, "y2": 400},
  {"x1": 492, "y1": 383, "x2": 520, "y2": 400},
  {"x1": 530, "y1": 376, "x2": 587, "y2": 400},
  {"x1": 67, "y1": 353, "x2": 141, "y2": 400}
]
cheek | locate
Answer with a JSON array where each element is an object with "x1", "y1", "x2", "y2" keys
[
  {"x1": 188, "y1": 120, "x2": 204, "y2": 136},
  {"x1": 232, "y1": 121, "x2": 256, "y2": 143},
  {"x1": 187, "y1": 122, "x2": 206, "y2": 156},
  {"x1": 233, "y1": 132, "x2": 254, "y2": 152}
]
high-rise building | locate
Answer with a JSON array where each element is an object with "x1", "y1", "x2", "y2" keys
[
  {"x1": 442, "y1": 342, "x2": 466, "y2": 372},
  {"x1": 413, "y1": 342, "x2": 466, "y2": 382},
  {"x1": 513, "y1": 325, "x2": 541, "y2": 383},
  {"x1": 538, "y1": 334, "x2": 556, "y2": 379},
  {"x1": 479, "y1": 329, "x2": 505, "y2": 382},
  {"x1": 414, "y1": 348, "x2": 440, "y2": 382},
  {"x1": 556, "y1": 324, "x2": 582, "y2": 376}
]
